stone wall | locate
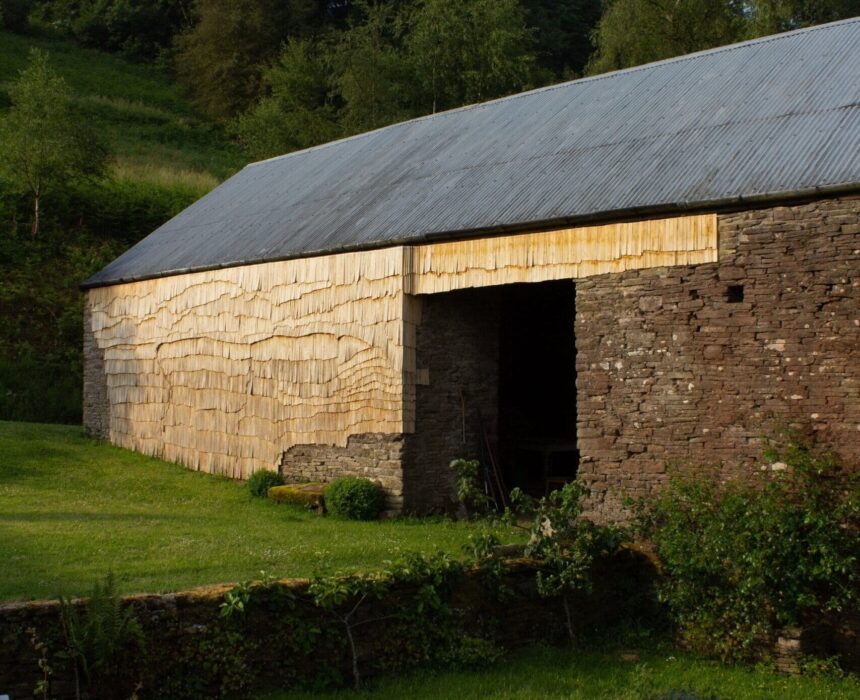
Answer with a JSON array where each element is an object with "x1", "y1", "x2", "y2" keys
[
  {"x1": 402, "y1": 287, "x2": 502, "y2": 513},
  {"x1": 82, "y1": 303, "x2": 109, "y2": 440},
  {"x1": 3, "y1": 558, "x2": 644, "y2": 700},
  {"x1": 279, "y1": 433, "x2": 405, "y2": 512},
  {"x1": 576, "y1": 196, "x2": 860, "y2": 520}
]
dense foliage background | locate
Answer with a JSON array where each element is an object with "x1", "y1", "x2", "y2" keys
[{"x1": 1, "y1": 0, "x2": 857, "y2": 423}]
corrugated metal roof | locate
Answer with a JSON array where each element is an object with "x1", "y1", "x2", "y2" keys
[{"x1": 84, "y1": 18, "x2": 860, "y2": 288}]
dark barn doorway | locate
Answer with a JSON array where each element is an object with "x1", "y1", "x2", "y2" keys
[{"x1": 497, "y1": 280, "x2": 578, "y2": 496}]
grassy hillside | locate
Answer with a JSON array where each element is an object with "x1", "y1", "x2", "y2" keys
[
  {"x1": 0, "y1": 30, "x2": 246, "y2": 424},
  {"x1": 0, "y1": 29, "x2": 245, "y2": 191}
]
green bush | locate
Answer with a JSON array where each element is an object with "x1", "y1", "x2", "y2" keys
[
  {"x1": 325, "y1": 477, "x2": 385, "y2": 520},
  {"x1": 636, "y1": 434, "x2": 859, "y2": 662},
  {"x1": 247, "y1": 469, "x2": 284, "y2": 498},
  {"x1": 450, "y1": 458, "x2": 492, "y2": 515}
]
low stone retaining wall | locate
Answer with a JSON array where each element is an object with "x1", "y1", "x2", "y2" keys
[
  {"x1": 0, "y1": 554, "x2": 654, "y2": 700},
  {"x1": 2, "y1": 551, "x2": 854, "y2": 699}
]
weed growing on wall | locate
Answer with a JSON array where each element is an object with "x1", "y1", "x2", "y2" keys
[
  {"x1": 635, "y1": 434, "x2": 860, "y2": 662},
  {"x1": 59, "y1": 573, "x2": 145, "y2": 699},
  {"x1": 450, "y1": 458, "x2": 493, "y2": 516}
]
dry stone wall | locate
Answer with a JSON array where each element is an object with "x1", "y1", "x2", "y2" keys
[
  {"x1": 279, "y1": 433, "x2": 405, "y2": 511},
  {"x1": 576, "y1": 196, "x2": 860, "y2": 520},
  {"x1": 0, "y1": 554, "x2": 658, "y2": 700},
  {"x1": 402, "y1": 287, "x2": 502, "y2": 513}
]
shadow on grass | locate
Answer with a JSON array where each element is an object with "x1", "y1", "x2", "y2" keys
[{"x1": 0, "y1": 507, "x2": 308, "y2": 525}]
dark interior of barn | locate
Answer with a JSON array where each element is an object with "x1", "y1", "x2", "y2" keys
[{"x1": 496, "y1": 280, "x2": 578, "y2": 497}]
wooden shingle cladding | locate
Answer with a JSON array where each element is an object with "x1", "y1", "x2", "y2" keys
[
  {"x1": 86, "y1": 248, "x2": 413, "y2": 478},
  {"x1": 406, "y1": 215, "x2": 716, "y2": 294},
  {"x1": 84, "y1": 214, "x2": 716, "y2": 479}
]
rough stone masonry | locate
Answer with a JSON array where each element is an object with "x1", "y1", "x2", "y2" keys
[{"x1": 575, "y1": 196, "x2": 860, "y2": 520}]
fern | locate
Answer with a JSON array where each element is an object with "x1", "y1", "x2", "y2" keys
[{"x1": 60, "y1": 573, "x2": 144, "y2": 697}]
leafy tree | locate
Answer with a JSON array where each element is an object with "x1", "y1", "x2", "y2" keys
[
  {"x1": 407, "y1": 0, "x2": 537, "y2": 114},
  {"x1": 744, "y1": 0, "x2": 860, "y2": 37},
  {"x1": 586, "y1": 0, "x2": 746, "y2": 75},
  {"x1": 0, "y1": 0, "x2": 30, "y2": 31},
  {"x1": 236, "y1": 38, "x2": 341, "y2": 159},
  {"x1": 586, "y1": 0, "x2": 860, "y2": 75},
  {"x1": 332, "y1": 0, "x2": 415, "y2": 133},
  {"x1": 32, "y1": 0, "x2": 195, "y2": 60},
  {"x1": 174, "y1": 0, "x2": 320, "y2": 120},
  {"x1": 0, "y1": 49, "x2": 107, "y2": 236},
  {"x1": 522, "y1": 0, "x2": 602, "y2": 78}
]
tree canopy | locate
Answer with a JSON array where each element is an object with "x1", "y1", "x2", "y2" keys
[
  {"x1": 174, "y1": 0, "x2": 320, "y2": 120},
  {"x1": 0, "y1": 49, "x2": 107, "y2": 235},
  {"x1": 587, "y1": 0, "x2": 860, "y2": 75},
  {"x1": 236, "y1": 38, "x2": 340, "y2": 160},
  {"x1": 237, "y1": 0, "x2": 540, "y2": 159}
]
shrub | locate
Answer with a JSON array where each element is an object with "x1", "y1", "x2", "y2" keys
[
  {"x1": 508, "y1": 481, "x2": 627, "y2": 642},
  {"x1": 450, "y1": 458, "x2": 493, "y2": 515},
  {"x1": 636, "y1": 434, "x2": 859, "y2": 662},
  {"x1": 247, "y1": 469, "x2": 284, "y2": 498},
  {"x1": 325, "y1": 477, "x2": 385, "y2": 520}
]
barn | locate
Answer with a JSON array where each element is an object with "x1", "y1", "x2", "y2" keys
[{"x1": 82, "y1": 19, "x2": 860, "y2": 518}]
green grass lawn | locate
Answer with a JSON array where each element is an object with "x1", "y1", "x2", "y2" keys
[
  {"x1": 0, "y1": 421, "x2": 507, "y2": 601},
  {"x1": 263, "y1": 645, "x2": 859, "y2": 700}
]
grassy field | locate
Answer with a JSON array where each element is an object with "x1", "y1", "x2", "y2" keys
[
  {"x1": 263, "y1": 645, "x2": 859, "y2": 700},
  {"x1": 0, "y1": 29, "x2": 245, "y2": 191},
  {"x1": 0, "y1": 422, "x2": 508, "y2": 601}
]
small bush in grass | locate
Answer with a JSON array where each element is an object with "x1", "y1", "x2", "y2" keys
[
  {"x1": 635, "y1": 432, "x2": 859, "y2": 662},
  {"x1": 325, "y1": 477, "x2": 385, "y2": 520},
  {"x1": 248, "y1": 469, "x2": 284, "y2": 498}
]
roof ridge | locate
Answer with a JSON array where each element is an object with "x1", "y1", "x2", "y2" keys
[{"x1": 245, "y1": 16, "x2": 860, "y2": 170}]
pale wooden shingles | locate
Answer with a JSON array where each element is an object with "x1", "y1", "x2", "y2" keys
[
  {"x1": 88, "y1": 215, "x2": 716, "y2": 478},
  {"x1": 89, "y1": 248, "x2": 407, "y2": 478},
  {"x1": 405, "y1": 215, "x2": 716, "y2": 294}
]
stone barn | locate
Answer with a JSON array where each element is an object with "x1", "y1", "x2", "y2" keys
[{"x1": 82, "y1": 20, "x2": 860, "y2": 518}]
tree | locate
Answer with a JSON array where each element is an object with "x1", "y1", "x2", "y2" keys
[
  {"x1": 0, "y1": 0, "x2": 30, "y2": 32},
  {"x1": 31, "y1": 0, "x2": 195, "y2": 60},
  {"x1": 522, "y1": 0, "x2": 602, "y2": 78},
  {"x1": 744, "y1": 0, "x2": 860, "y2": 38},
  {"x1": 236, "y1": 38, "x2": 341, "y2": 160},
  {"x1": 407, "y1": 0, "x2": 537, "y2": 114},
  {"x1": 332, "y1": 0, "x2": 415, "y2": 134},
  {"x1": 586, "y1": 0, "x2": 745, "y2": 75},
  {"x1": 586, "y1": 0, "x2": 860, "y2": 76},
  {"x1": 0, "y1": 49, "x2": 107, "y2": 236},
  {"x1": 173, "y1": 0, "x2": 320, "y2": 120}
]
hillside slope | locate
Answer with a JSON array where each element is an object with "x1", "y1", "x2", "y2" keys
[{"x1": 0, "y1": 29, "x2": 245, "y2": 190}]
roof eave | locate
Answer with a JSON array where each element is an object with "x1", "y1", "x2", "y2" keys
[{"x1": 79, "y1": 181, "x2": 860, "y2": 291}]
